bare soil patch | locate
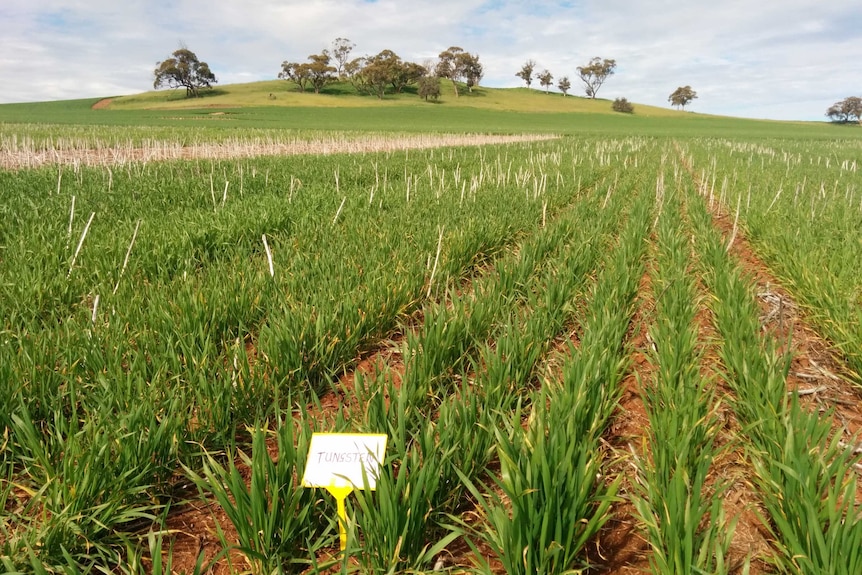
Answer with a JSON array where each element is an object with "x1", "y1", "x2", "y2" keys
[
  {"x1": 90, "y1": 98, "x2": 113, "y2": 110},
  {"x1": 165, "y1": 498, "x2": 245, "y2": 575}
]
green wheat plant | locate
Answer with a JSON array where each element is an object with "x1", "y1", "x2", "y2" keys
[
  {"x1": 678, "y1": 138, "x2": 862, "y2": 386},
  {"x1": 631, "y1": 188, "x2": 732, "y2": 574},
  {"x1": 688, "y1": 177, "x2": 862, "y2": 575},
  {"x1": 457, "y1": 187, "x2": 651, "y2": 575},
  {"x1": 185, "y1": 413, "x2": 332, "y2": 574}
]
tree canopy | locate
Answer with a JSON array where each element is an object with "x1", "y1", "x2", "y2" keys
[
  {"x1": 826, "y1": 96, "x2": 862, "y2": 123},
  {"x1": 436, "y1": 47, "x2": 482, "y2": 97},
  {"x1": 153, "y1": 48, "x2": 217, "y2": 98},
  {"x1": 418, "y1": 75, "x2": 441, "y2": 101},
  {"x1": 668, "y1": 86, "x2": 698, "y2": 110},
  {"x1": 516, "y1": 60, "x2": 536, "y2": 88},
  {"x1": 576, "y1": 57, "x2": 616, "y2": 99},
  {"x1": 279, "y1": 51, "x2": 337, "y2": 94},
  {"x1": 341, "y1": 50, "x2": 426, "y2": 99},
  {"x1": 538, "y1": 69, "x2": 554, "y2": 93},
  {"x1": 557, "y1": 76, "x2": 571, "y2": 97},
  {"x1": 330, "y1": 38, "x2": 355, "y2": 79},
  {"x1": 306, "y1": 53, "x2": 337, "y2": 94},
  {"x1": 461, "y1": 54, "x2": 484, "y2": 92}
]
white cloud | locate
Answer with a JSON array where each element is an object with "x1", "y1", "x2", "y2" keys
[{"x1": 0, "y1": 0, "x2": 859, "y2": 120}]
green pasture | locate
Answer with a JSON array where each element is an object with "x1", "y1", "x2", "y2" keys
[{"x1": 1, "y1": 80, "x2": 858, "y2": 140}]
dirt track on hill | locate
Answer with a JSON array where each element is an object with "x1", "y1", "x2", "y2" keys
[{"x1": 91, "y1": 98, "x2": 113, "y2": 110}]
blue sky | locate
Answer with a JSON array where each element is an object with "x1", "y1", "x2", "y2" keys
[{"x1": 1, "y1": 0, "x2": 859, "y2": 120}]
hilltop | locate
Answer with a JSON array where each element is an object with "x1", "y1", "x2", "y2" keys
[{"x1": 106, "y1": 79, "x2": 681, "y2": 117}]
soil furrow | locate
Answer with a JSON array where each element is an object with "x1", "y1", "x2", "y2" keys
[{"x1": 589, "y1": 264, "x2": 654, "y2": 574}]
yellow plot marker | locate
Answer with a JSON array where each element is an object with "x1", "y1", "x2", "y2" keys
[
  {"x1": 301, "y1": 433, "x2": 388, "y2": 551},
  {"x1": 325, "y1": 483, "x2": 354, "y2": 550}
]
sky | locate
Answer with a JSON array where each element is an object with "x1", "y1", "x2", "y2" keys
[{"x1": 1, "y1": 0, "x2": 860, "y2": 121}]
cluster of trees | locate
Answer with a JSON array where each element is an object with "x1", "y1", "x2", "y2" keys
[
  {"x1": 435, "y1": 47, "x2": 483, "y2": 97},
  {"x1": 278, "y1": 40, "x2": 481, "y2": 101},
  {"x1": 515, "y1": 57, "x2": 617, "y2": 99},
  {"x1": 277, "y1": 38, "x2": 344, "y2": 95},
  {"x1": 343, "y1": 51, "x2": 427, "y2": 98},
  {"x1": 151, "y1": 46, "x2": 700, "y2": 115},
  {"x1": 278, "y1": 52, "x2": 338, "y2": 94},
  {"x1": 826, "y1": 97, "x2": 862, "y2": 123},
  {"x1": 515, "y1": 61, "x2": 549, "y2": 91},
  {"x1": 515, "y1": 58, "x2": 700, "y2": 114},
  {"x1": 152, "y1": 41, "x2": 482, "y2": 102}
]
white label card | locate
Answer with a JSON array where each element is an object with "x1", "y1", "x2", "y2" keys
[{"x1": 301, "y1": 433, "x2": 388, "y2": 490}]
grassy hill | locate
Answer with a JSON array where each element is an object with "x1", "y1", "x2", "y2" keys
[
  {"x1": 108, "y1": 79, "x2": 681, "y2": 117},
  {"x1": 0, "y1": 80, "x2": 856, "y2": 140}
]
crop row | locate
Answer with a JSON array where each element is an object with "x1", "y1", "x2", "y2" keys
[
  {"x1": 632, "y1": 181, "x2": 731, "y2": 574},
  {"x1": 0, "y1": 137, "x2": 651, "y2": 572},
  {"x1": 678, "y1": 138, "x2": 862, "y2": 384},
  {"x1": 178, "y1": 140, "x2": 655, "y2": 574},
  {"x1": 685, "y1": 169, "x2": 862, "y2": 574}
]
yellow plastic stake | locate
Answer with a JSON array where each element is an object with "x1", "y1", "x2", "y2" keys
[{"x1": 325, "y1": 483, "x2": 354, "y2": 551}]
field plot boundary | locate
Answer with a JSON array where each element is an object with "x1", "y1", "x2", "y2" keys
[
  {"x1": 0, "y1": 133, "x2": 558, "y2": 170},
  {"x1": 158, "y1": 147, "x2": 640, "y2": 574}
]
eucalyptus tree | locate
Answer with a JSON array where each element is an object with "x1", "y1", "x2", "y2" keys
[
  {"x1": 576, "y1": 57, "x2": 616, "y2": 99},
  {"x1": 153, "y1": 48, "x2": 217, "y2": 97},
  {"x1": 516, "y1": 59, "x2": 536, "y2": 88},
  {"x1": 669, "y1": 85, "x2": 698, "y2": 110},
  {"x1": 538, "y1": 69, "x2": 554, "y2": 93},
  {"x1": 330, "y1": 37, "x2": 356, "y2": 79},
  {"x1": 557, "y1": 76, "x2": 571, "y2": 97}
]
